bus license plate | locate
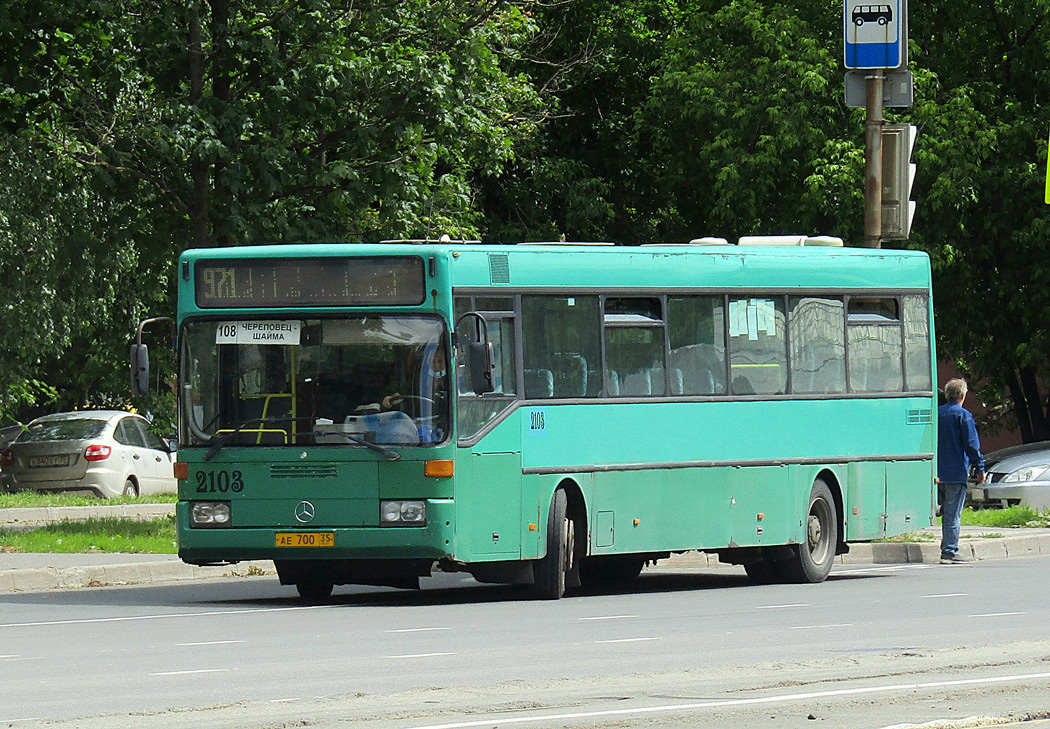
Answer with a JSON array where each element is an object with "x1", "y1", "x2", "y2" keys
[{"x1": 275, "y1": 532, "x2": 334, "y2": 548}]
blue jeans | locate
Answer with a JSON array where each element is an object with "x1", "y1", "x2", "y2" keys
[{"x1": 940, "y1": 482, "x2": 967, "y2": 557}]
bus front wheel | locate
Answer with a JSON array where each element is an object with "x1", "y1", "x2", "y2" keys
[
  {"x1": 296, "y1": 579, "x2": 334, "y2": 602},
  {"x1": 783, "y1": 478, "x2": 837, "y2": 583},
  {"x1": 532, "y1": 489, "x2": 574, "y2": 599}
]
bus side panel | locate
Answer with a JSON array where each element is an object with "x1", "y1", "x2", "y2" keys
[
  {"x1": 886, "y1": 460, "x2": 935, "y2": 534},
  {"x1": 845, "y1": 461, "x2": 887, "y2": 540}
]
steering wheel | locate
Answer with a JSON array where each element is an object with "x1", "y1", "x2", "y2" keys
[{"x1": 386, "y1": 395, "x2": 437, "y2": 411}]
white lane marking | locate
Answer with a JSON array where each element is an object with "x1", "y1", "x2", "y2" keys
[
  {"x1": 0, "y1": 718, "x2": 41, "y2": 724},
  {"x1": 969, "y1": 611, "x2": 1026, "y2": 618},
  {"x1": 150, "y1": 668, "x2": 230, "y2": 676},
  {"x1": 833, "y1": 565, "x2": 931, "y2": 576},
  {"x1": 923, "y1": 593, "x2": 968, "y2": 598},
  {"x1": 385, "y1": 627, "x2": 452, "y2": 633},
  {"x1": 384, "y1": 652, "x2": 456, "y2": 659},
  {"x1": 398, "y1": 671, "x2": 1050, "y2": 729},
  {"x1": 0, "y1": 654, "x2": 18, "y2": 658},
  {"x1": 269, "y1": 698, "x2": 300, "y2": 703},
  {"x1": 579, "y1": 615, "x2": 639, "y2": 621},
  {"x1": 0, "y1": 604, "x2": 328, "y2": 629},
  {"x1": 176, "y1": 640, "x2": 244, "y2": 646},
  {"x1": 789, "y1": 623, "x2": 853, "y2": 630},
  {"x1": 756, "y1": 603, "x2": 809, "y2": 609},
  {"x1": 594, "y1": 637, "x2": 661, "y2": 644}
]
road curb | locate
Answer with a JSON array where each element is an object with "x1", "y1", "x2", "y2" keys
[{"x1": 0, "y1": 559, "x2": 273, "y2": 592}]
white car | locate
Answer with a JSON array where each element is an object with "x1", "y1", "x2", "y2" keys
[
  {"x1": 968, "y1": 441, "x2": 1050, "y2": 510},
  {"x1": 0, "y1": 411, "x2": 176, "y2": 498}
]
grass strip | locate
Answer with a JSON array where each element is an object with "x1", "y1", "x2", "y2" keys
[
  {"x1": 0, "y1": 491, "x2": 177, "y2": 509},
  {"x1": 0, "y1": 516, "x2": 177, "y2": 554},
  {"x1": 961, "y1": 505, "x2": 1050, "y2": 528}
]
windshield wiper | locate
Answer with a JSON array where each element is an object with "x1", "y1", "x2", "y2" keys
[
  {"x1": 306, "y1": 430, "x2": 401, "y2": 461},
  {"x1": 203, "y1": 417, "x2": 401, "y2": 461}
]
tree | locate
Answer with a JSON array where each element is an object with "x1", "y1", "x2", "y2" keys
[
  {"x1": 908, "y1": 1, "x2": 1050, "y2": 441},
  {"x1": 0, "y1": 1, "x2": 540, "y2": 416}
]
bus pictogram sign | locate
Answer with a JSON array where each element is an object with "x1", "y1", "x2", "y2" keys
[{"x1": 844, "y1": 0, "x2": 902, "y2": 68}]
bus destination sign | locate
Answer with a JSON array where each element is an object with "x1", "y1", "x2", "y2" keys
[{"x1": 194, "y1": 256, "x2": 426, "y2": 308}]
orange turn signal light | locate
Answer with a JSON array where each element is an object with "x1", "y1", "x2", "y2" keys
[
  {"x1": 174, "y1": 461, "x2": 189, "y2": 480},
  {"x1": 424, "y1": 459, "x2": 454, "y2": 478}
]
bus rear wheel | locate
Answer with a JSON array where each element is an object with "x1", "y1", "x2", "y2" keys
[
  {"x1": 531, "y1": 489, "x2": 575, "y2": 599},
  {"x1": 782, "y1": 478, "x2": 837, "y2": 583}
]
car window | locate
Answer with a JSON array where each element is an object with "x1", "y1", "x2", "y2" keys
[
  {"x1": 20, "y1": 419, "x2": 107, "y2": 442},
  {"x1": 134, "y1": 420, "x2": 167, "y2": 451},
  {"x1": 116, "y1": 419, "x2": 148, "y2": 448}
]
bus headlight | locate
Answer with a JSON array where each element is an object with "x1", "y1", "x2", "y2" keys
[
  {"x1": 380, "y1": 500, "x2": 426, "y2": 526},
  {"x1": 191, "y1": 501, "x2": 232, "y2": 527}
]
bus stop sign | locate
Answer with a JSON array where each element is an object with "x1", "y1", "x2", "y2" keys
[{"x1": 844, "y1": 0, "x2": 903, "y2": 68}]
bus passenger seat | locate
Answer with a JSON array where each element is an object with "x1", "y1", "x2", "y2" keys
[
  {"x1": 606, "y1": 370, "x2": 620, "y2": 396},
  {"x1": 622, "y1": 371, "x2": 651, "y2": 396},
  {"x1": 524, "y1": 369, "x2": 555, "y2": 398},
  {"x1": 670, "y1": 368, "x2": 685, "y2": 395}
]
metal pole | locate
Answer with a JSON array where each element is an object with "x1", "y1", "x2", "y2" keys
[{"x1": 864, "y1": 70, "x2": 885, "y2": 248}]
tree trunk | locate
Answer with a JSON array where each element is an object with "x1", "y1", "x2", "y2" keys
[
  {"x1": 1007, "y1": 366, "x2": 1050, "y2": 443},
  {"x1": 188, "y1": 2, "x2": 210, "y2": 249}
]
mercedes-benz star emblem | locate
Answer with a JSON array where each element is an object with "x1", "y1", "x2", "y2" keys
[{"x1": 294, "y1": 500, "x2": 316, "y2": 523}]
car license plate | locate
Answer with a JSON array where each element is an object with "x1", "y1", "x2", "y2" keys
[
  {"x1": 275, "y1": 532, "x2": 334, "y2": 547},
  {"x1": 29, "y1": 454, "x2": 70, "y2": 468}
]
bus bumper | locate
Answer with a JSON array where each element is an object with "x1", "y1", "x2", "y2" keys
[{"x1": 177, "y1": 499, "x2": 454, "y2": 565}]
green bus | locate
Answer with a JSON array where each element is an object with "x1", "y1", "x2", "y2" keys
[{"x1": 132, "y1": 235, "x2": 936, "y2": 600}]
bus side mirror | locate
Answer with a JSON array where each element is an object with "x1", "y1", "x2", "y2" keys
[
  {"x1": 467, "y1": 341, "x2": 495, "y2": 395},
  {"x1": 130, "y1": 344, "x2": 150, "y2": 397}
]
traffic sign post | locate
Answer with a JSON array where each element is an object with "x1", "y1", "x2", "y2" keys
[{"x1": 845, "y1": 0, "x2": 910, "y2": 247}]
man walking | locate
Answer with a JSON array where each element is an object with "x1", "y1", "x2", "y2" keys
[{"x1": 937, "y1": 378, "x2": 985, "y2": 564}]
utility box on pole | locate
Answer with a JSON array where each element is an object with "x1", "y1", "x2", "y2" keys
[{"x1": 880, "y1": 123, "x2": 916, "y2": 240}]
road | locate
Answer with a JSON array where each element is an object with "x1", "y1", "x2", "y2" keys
[{"x1": 3, "y1": 556, "x2": 1050, "y2": 728}]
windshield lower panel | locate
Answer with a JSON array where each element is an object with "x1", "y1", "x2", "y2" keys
[{"x1": 180, "y1": 316, "x2": 450, "y2": 449}]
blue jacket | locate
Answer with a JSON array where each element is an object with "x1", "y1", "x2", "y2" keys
[{"x1": 937, "y1": 401, "x2": 984, "y2": 483}]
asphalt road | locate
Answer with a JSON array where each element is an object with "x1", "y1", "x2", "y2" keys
[{"x1": 4, "y1": 557, "x2": 1050, "y2": 728}]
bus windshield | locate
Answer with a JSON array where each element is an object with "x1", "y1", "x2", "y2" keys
[{"x1": 179, "y1": 315, "x2": 449, "y2": 449}]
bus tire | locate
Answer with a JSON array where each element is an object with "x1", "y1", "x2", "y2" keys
[
  {"x1": 532, "y1": 489, "x2": 572, "y2": 599},
  {"x1": 783, "y1": 478, "x2": 837, "y2": 583},
  {"x1": 296, "y1": 579, "x2": 334, "y2": 602}
]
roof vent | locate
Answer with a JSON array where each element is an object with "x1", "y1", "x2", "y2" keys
[
  {"x1": 687, "y1": 237, "x2": 730, "y2": 245},
  {"x1": 737, "y1": 235, "x2": 843, "y2": 247}
]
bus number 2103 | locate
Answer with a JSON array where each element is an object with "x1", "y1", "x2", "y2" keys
[{"x1": 196, "y1": 470, "x2": 245, "y2": 493}]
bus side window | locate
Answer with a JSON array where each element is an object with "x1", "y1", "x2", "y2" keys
[
  {"x1": 728, "y1": 297, "x2": 787, "y2": 395},
  {"x1": 522, "y1": 296, "x2": 601, "y2": 398},
  {"x1": 668, "y1": 297, "x2": 727, "y2": 396},
  {"x1": 847, "y1": 297, "x2": 903, "y2": 393}
]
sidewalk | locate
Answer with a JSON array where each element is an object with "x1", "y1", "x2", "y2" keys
[
  {"x1": 1, "y1": 505, "x2": 1048, "y2": 592},
  {"x1": 0, "y1": 503, "x2": 274, "y2": 592}
]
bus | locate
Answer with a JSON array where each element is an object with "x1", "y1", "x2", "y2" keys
[{"x1": 131, "y1": 235, "x2": 937, "y2": 600}]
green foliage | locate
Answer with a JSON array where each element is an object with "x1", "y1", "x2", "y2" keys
[
  {"x1": 906, "y1": 1, "x2": 1050, "y2": 439},
  {"x1": 1, "y1": 0, "x2": 1049, "y2": 435},
  {"x1": 0, "y1": 1, "x2": 540, "y2": 416}
]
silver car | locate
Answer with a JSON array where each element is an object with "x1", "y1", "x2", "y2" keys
[
  {"x1": 0, "y1": 411, "x2": 176, "y2": 498},
  {"x1": 968, "y1": 441, "x2": 1050, "y2": 510}
]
